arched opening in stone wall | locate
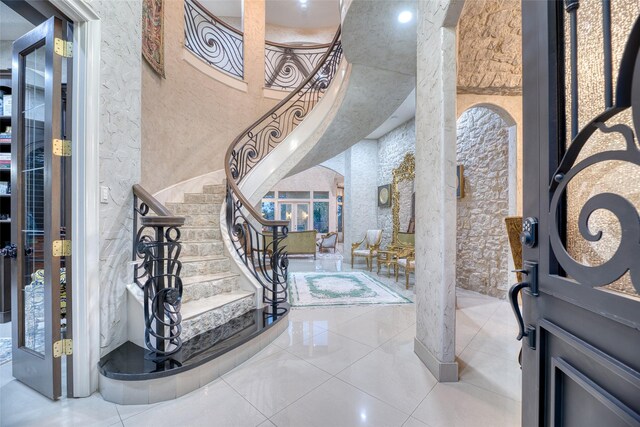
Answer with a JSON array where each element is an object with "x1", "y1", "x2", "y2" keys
[{"x1": 456, "y1": 106, "x2": 516, "y2": 298}]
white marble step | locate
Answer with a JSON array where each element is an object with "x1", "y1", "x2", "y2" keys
[
  {"x1": 181, "y1": 240, "x2": 223, "y2": 257},
  {"x1": 182, "y1": 271, "x2": 240, "y2": 303},
  {"x1": 180, "y1": 291, "x2": 255, "y2": 341},
  {"x1": 184, "y1": 192, "x2": 224, "y2": 204},
  {"x1": 180, "y1": 255, "x2": 230, "y2": 277}
]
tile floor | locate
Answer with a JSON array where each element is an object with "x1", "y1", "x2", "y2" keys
[{"x1": 0, "y1": 256, "x2": 522, "y2": 427}]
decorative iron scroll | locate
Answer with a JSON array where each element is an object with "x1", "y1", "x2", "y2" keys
[
  {"x1": 225, "y1": 29, "x2": 343, "y2": 306},
  {"x1": 265, "y1": 42, "x2": 331, "y2": 90},
  {"x1": 184, "y1": 0, "x2": 244, "y2": 79},
  {"x1": 549, "y1": 11, "x2": 640, "y2": 293},
  {"x1": 133, "y1": 189, "x2": 185, "y2": 359},
  {"x1": 229, "y1": 32, "x2": 342, "y2": 183},
  {"x1": 225, "y1": 192, "x2": 289, "y2": 305}
]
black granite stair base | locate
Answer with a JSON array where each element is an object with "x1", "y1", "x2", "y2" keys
[{"x1": 99, "y1": 303, "x2": 289, "y2": 381}]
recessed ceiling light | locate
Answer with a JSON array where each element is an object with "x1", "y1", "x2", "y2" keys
[
  {"x1": 398, "y1": 10, "x2": 412, "y2": 23},
  {"x1": 300, "y1": 0, "x2": 307, "y2": 4}
]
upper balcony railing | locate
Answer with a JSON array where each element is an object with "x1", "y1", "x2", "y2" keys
[
  {"x1": 184, "y1": 0, "x2": 244, "y2": 79},
  {"x1": 224, "y1": 29, "x2": 343, "y2": 308},
  {"x1": 265, "y1": 41, "x2": 333, "y2": 90}
]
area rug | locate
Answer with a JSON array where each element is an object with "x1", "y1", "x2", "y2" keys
[
  {"x1": 288, "y1": 272, "x2": 411, "y2": 307},
  {"x1": 0, "y1": 338, "x2": 10, "y2": 365}
]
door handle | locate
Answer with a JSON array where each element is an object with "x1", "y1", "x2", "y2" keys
[{"x1": 509, "y1": 281, "x2": 536, "y2": 350}]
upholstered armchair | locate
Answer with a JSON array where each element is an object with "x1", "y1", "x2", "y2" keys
[
  {"x1": 351, "y1": 229, "x2": 383, "y2": 271},
  {"x1": 318, "y1": 232, "x2": 338, "y2": 253},
  {"x1": 395, "y1": 246, "x2": 415, "y2": 289}
]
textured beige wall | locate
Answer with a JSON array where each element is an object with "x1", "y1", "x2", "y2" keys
[
  {"x1": 141, "y1": 0, "x2": 277, "y2": 193},
  {"x1": 457, "y1": 0, "x2": 521, "y2": 95}
]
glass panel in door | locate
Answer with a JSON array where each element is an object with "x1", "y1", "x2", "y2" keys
[
  {"x1": 22, "y1": 44, "x2": 46, "y2": 353},
  {"x1": 295, "y1": 203, "x2": 309, "y2": 231}
]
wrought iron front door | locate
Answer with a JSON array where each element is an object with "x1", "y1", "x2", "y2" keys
[
  {"x1": 10, "y1": 16, "x2": 71, "y2": 400},
  {"x1": 517, "y1": 1, "x2": 640, "y2": 426}
]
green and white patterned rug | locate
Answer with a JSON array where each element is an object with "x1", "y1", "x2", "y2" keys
[{"x1": 288, "y1": 272, "x2": 411, "y2": 307}]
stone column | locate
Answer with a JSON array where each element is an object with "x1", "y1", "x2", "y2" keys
[
  {"x1": 344, "y1": 140, "x2": 379, "y2": 264},
  {"x1": 243, "y1": 0, "x2": 266, "y2": 99},
  {"x1": 413, "y1": 0, "x2": 464, "y2": 382}
]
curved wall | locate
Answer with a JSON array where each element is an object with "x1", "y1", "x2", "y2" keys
[{"x1": 141, "y1": 1, "x2": 303, "y2": 193}]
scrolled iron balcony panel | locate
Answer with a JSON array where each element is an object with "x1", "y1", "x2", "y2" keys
[
  {"x1": 224, "y1": 29, "x2": 342, "y2": 307},
  {"x1": 132, "y1": 185, "x2": 186, "y2": 360},
  {"x1": 184, "y1": 0, "x2": 244, "y2": 79},
  {"x1": 265, "y1": 42, "x2": 331, "y2": 90}
]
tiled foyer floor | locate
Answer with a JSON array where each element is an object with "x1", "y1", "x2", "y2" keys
[{"x1": 0, "y1": 257, "x2": 522, "y2": 427}]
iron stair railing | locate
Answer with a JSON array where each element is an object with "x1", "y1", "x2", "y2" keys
[
  {"x1": 132, "y1": 184, "x2": 185, "y2": 360},
  {"x1": 224, "y1": 29, "x2": 343, "y2": 309}
]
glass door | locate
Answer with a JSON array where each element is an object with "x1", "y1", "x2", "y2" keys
[{"x1": 11, "y1": 16, "x2": 67, "y2": 400}]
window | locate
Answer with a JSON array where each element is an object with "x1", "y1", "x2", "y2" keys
[
  {"x1": 261, "y1": 201, "x2": 275, "y2": 220},
  {"x1": 278, "y1": 191, "x2": 310, "y2": 199},
  {"x1": 313, "y1": 191, "x2": 329, "y2": 199},
  {"x1": 313, "y1": 202, "x2": 329, "y2": 233},
  {"x1": 264, "y1": 191, "x2": 275, "y2": 199}
]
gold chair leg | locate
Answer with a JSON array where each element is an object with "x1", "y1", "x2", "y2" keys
[
  {"x1": 406, "y1": 270, "x2": 409, "y2": 289},
  {"x1": 351, "y1": 255, "x2": 354, "y2": 269}
]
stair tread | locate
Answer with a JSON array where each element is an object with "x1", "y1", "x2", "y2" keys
[
  {"x1": 182, "y1": 272, "x2": 238, "y2": 285},
  {"x1": 181, "y1": 255, "x2": 227, "y2": 262},
  {"x1": 181, "y1": 291, "x2": 254, "y2": 320},
  {"x1": 182, "y1": 240, "x2": 221, "y2": 244}
]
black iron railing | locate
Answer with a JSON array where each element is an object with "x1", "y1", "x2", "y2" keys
[
  {"x1": 184, "y1": 0, "x2": 244, "y2": 79},
  {"x1": 225, "y1": 29, "x2": 343, "y2": 307},
  {"x1": 132, "y1": 184, "x2": 185, "y2": 359},
  {"x1": 265, "y1": 41, "x2": 332, "y2": 90}
]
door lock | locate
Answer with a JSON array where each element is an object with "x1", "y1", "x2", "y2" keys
[
  {"x1": 509, "y1": 261, "x2": 539, "y2": 351},
  {"x1": 520, "y1": 217, "x2": 538, "y2": 248}
]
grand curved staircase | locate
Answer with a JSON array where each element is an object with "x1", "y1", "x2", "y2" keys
[{"x1": 99, "y1": 0, "x2": 417, "y2": 405}]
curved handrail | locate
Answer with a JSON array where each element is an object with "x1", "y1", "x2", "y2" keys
[
  {"x1": 225, "y1": 28, "x2": 342, "y2": 224},
  {"x1": 265, "y1": 39, "x2": 333, "y2": 49},
  {"x1": 190, "y1": 0, "x2": 243, "y2": 36},
  {"x1": 133, "y1": 184, "x2": 184, "y2": 223},
  {"x1": 223, "y1": 28, "x2": 343, "y2": 306}
]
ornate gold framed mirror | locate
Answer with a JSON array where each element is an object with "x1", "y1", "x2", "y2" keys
[{"x1": 392, "y1": 153, "x2": 415, "y2": 244}]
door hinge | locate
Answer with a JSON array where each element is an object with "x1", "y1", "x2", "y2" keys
[
  {"x1": 53, "y1": 139, "x2": 71, "y2": 156},
  {"x1": 54, "y1": 38, "x2": 72, "y2": 58},
  {"x1": 53, "y1": 339, "x2": 73, "y2": 357},
  {"x1": 52, "y1": 240, "x2": 71, "y2": 257}
]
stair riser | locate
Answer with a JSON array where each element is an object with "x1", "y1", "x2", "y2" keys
[
  {"x1": 202, "y1": 185, "x2": 226, "y2": 195},
  {"x1": 166, "y1": 203, "x2": 221, "y2": 215},
  {"x1": 181, "y1": 228, "x2": 220, "y2": 241},
  {"x1": 181, "y1": 241, "x2": 224, "y2": 257},
  {"x1": 184, "y1": 215, "x2": 220, "y2": 226},
  {"x1": 182, "y1": 276, "x2": 239, "y2": 303},
  {"x1": 184, "y1": 193, "x2": 224, "y2": 204},
  {"x1": 181, "y1": 295, "x2": 255, "y2": 342},
  {"x1": 181, "y1": 258, "x2": 230, "y2": 277}
]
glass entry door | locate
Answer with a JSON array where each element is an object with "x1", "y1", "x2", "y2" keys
[
  {"x1": 279, "y1": 203, "x2": 310, "y2": 231},
  {"x1": 11, "y1": 16, "x2": 69, "y2": 401}
]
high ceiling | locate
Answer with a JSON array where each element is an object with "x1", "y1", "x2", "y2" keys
[
  {"x1": 199, "y1": 0, "x2": 340, "y2": 29},
  {"x1": 0, "y1": 2, "x2": 34, "y2": 41}
]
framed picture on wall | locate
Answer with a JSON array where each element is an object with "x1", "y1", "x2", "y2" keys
[{"x1": 378, "y1": 184, "x2": 391, "y2": 208}]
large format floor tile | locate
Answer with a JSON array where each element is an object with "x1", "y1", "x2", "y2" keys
[
  {"x1": 330, "y1": 307, "x2": 410, "y2": 347},
  {"x1": 285, "y1": 330, "x2": 375, "y2": 375},
  {"x1": 466, "y1": 317, "x2": 521, "y2": 361},
  {"x1": 458, "y1": 346, "x2": 522, "y2": 401},
  {"x1": 222, "y1": 349, "x2": 331, "y2": 417},
  {"x1": 270, "y1": 377, "x2": 410, "y2": 427},
  {"x1": 412, "y1": 381, "x2": 521, "y2": 427},
  {"x1": 337, "y1": 346, "x2": 438, "y2": 414},
  {"x1": 122, "y1": 379, "x2": 266, "y2": 427}
]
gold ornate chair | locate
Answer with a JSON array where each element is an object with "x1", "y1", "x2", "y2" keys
[
  {"x1": 318, "y1": 232, "x2": 338, "y2": 253},
  {"x1": 395, "y1": 245, "x2": 415, "y2": 289},
  {"x1": 351, "y1": 229, "x2": 383, "y2": 271}
]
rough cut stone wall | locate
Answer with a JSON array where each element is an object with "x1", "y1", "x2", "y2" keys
[
  {"x1": 456, "y1": 107, "x2": 510, "y2": 298},
  {"x1": 344, "y1": 140, "x2": 378, "y2": 263},
  {"x1": 457, "y1": 0, "x2": 522, "y2": 95},
  {"x1": 377, "y1": 119, "x2": 415, "y2": 247},
  {"x1": 92, "y1": 0, "x2": 143, "y2": 356}
]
